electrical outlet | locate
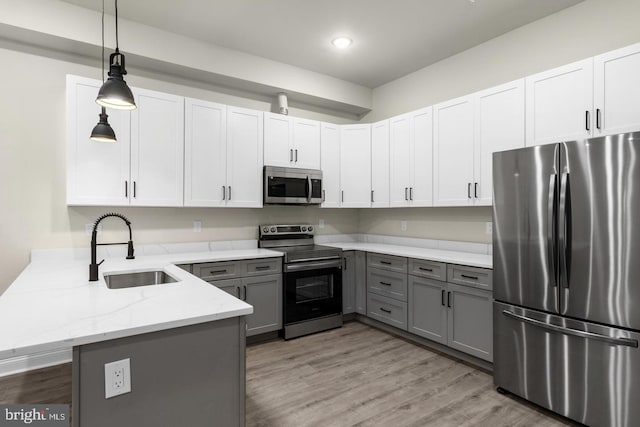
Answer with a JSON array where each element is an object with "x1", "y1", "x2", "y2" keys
[
  {"x1": 318, "y1": 219, "x2": 325, "y2": 229},
  {"x1": 85, "y1": 224, "x2": 102, "y2": 236},
  {"x1": 104, "y1": 358, "x2": 131, "y2": 399},
  {"x1": 400, "y1": 220, "x2": 408, "y2": 231},
  {"x1": 486, "y1": 222, "x2": 493, "y2": 234},
  {"x1": 193, "y1": 221, "x2": 202, "y2": 233}
]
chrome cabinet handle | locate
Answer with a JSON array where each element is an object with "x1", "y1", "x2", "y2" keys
[
  {"x1": 371, "y1": 190, "x2": 374, "y2": 203},
  {"x1": 467, "y1": 183, "x2": 471, "y2": 199},
  {"x1": 295, "y1": 149, "x2": 298, "y2": 162},
  {"x1": 228, "y1": 186, "x2": 232, "y2": 200},
  {"x1": 405, "y1": 187, "x2": 408, "y2": 201},
  {"x1": 222, "y1": 185, "x2": 226, "y2": 200},
  {"x1": 133, "y1": 181, "x2": 137, "y2": 198},
  {"x1": 502, "y1": 310, "x2": 638, "y2": 347},
  {"x1": 596, "y1": 108, "x2": 601, "y2": 130},
  {"x1": 290, "y1": 149, "x2": 293, "y2": 162},
  {"x1": 409, "y1": 187, "x2": 413, "y2": 201},
  {"x1": 585, "y1": 110, "x2": 590, "y2": 132},
  {"x1": 474, "y1": 183, "x2": 478, "y2": 198}
]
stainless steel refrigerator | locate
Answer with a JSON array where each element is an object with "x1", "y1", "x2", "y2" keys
[{"x1": 493, "y1": 131, "x2": 640, "y2": 427}]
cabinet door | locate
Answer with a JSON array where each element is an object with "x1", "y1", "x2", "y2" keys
[
  {"x1": 292, "y1": 118, "x2": 321, "y2": 169},
  {"x1": 525, "y1": 58, "x2": 594, "y2": 146},
  {"x1": 433, "y1": 95, "x2": 474, "y2": 206},
  {"x1": 594, "y1": 43, "x2": 640, "y2": 136},
  {"x1": 408, "y1": 276, "x2": 447, "y2": 345},
  {"x1": 130, "y1": 88, "x2": 184, "y2": 206},
  {"x1": 447, "y1": 283, "x2": 493, "y2": 362},
  {"x1": 184, "y1": 98, "x2": 227, "y2": 207},
  {"x1": 342, "y1": 251, "x2": 356, "y2": 314},
  {"x1": 371, "y1": 120, "x2": 390, "y2": 208},
  {"x1": 410, "y1": 107, "x2": 433, "y2": 207},
  {"x1": 209, "y1": 278, "x2": 242, "y2": 299},
  {"x1": 226, "y1": 107, "x2": 263, "y2": 207},
  {"x1": 243, "y1": 274, "x2": 282, "y2": 336},
  {"x1": 263, "y1": 112, "x2": 291, "y2": 167},
  {"x1": 320, "y1": 123, "x2": 341, "y2": 208},
  {"x1": 474, "y1": 80, "x2": 525, "y2": 205},
  {"x1": 389, "y1": 114, "x2": 411, "y2": 207},
  {"x1": 66, "y1": 75, "x2": 131, "y2": 206},
  {"x1": 354, "y1": 251, "x2": 367, "y2": 315},
  {"x1": 340, "y1": 124, "x2": 371, "y2": 208}
]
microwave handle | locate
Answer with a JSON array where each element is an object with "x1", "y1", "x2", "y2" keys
[{"x1": 306, "y1": 175, "x2": 312, "y2": 202}]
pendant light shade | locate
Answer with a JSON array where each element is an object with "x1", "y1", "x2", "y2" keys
[
  {"x1": 90, "y1": 107, "x2": 117, "y2": 142},
  {"x1": 96, "y1": 50, "x2": 136, "y2": 110}
]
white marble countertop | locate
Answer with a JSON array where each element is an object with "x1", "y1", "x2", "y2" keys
[
  {"x1": 322, "y1": 242, "x2": 492, "y2": 269},
  {"x1": 0, "y1": 249, "x2": 282, "y2": 360}
]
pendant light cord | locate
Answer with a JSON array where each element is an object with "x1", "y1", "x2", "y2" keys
[
  {"x1": 115, "y1": 0, "x2": 119, "y2": 51},
  {"x1": 101, "y1": 0, "x2": 105, "y2": 83}
]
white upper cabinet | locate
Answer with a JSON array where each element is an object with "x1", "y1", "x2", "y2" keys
[
  {"x1": 340, "y1": 124, "x2": 371, "y2": 208},
  {"x1": 594, "y1": 42, "x2": 640, "y2": 137},
  {"x1": 371, "y1": 120, "x2": 390, "y2": 208},
  {"x1": 320, "y1": 122, "x2": 341, "y2": 208},
  {"x1": 130, "y1": 88, "x2": 184, "y2": 207},
  {"x1": 389, "y1": 108, "x2": 433, "y2": 207},
  {"x1": 411, "y1": 107, "x2": 434, "y2": 207},
  {"x1": 263, "y1": 112, "x2": 320, "y2": 169},
  {"x1": 434, "y1": 95, "x2": 475, "y2": 206},
  {"x1": 525, "y1": 58, "x2": 594, "y2": 146},
  {"x1": 184, "y1": 99, "x2": 227, "y2": 207},
  {"x1": 389, "y1": 114, "x2": 412, "y2": 207},
  {"x1": 66, "y1": 75, "x2": 131, "y2": 206},
  {"x1": 474, "y1": 79, "x2": 525, "y2": 205},
  {"x1": 226, "y1": 107, "x2": 264, "y2": 208}
]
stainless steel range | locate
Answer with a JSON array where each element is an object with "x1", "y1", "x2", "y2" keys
[{"x1": 258, "y1": 224, "x2": 343, "y2": 339}]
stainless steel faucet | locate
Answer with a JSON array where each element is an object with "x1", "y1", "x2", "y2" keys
[{"x1": 89, "y1": 212, "x2": 135, "y2": 281}]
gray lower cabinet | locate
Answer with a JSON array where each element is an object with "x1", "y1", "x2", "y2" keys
[
  {"x1": 343, "y1": 251, "x2": 367, "y2": 315},
  {"x1": 192, "y1": 258, "x2": 283, "y2": 338},
  {"x1": 408, "y1": 276, "x2": 447, "y2": 345},
  {"x1": 447, "y1": 283, "x2": 493, "y2": 361},
  {"x1": 367, "y1": 292, "x2": 408, "y2": 331},
  {"x1": 367, "y1": 267, "x2": 408, "y2": 302}
]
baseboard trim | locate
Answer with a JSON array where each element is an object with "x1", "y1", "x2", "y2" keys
[
  {"x1": 0, "y1": 348, "x2": 72, "y2": 377},
  {"x1": 356, "y1": 315, "x2": 493, "y2": 373}
]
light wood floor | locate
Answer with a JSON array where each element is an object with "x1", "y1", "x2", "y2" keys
[
  {"x1": 0, "y1": 321, "x2": 575, "y2": 426},
  {"x1": 246, "y1": 322, "x2": 574, "y2": 427}
]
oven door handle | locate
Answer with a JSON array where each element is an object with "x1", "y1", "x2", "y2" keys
[
  {"x1": 286, "y1": 256, "x2": 341, "y2": 264},
  {"x1": 284, "y1": 259, "x2": 342, "y2": 272}
]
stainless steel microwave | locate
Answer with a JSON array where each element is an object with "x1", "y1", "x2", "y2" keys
[{"x1": 263, "y1": 166, "x2": 322, "y2": 205}]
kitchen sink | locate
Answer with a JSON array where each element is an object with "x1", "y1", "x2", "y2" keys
[{"x1": 104, "y1": 270, "x2": 179, "y2": 289}]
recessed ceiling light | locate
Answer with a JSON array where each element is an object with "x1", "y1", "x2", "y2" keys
[{"x1": 332, "y1": 37, "x2": 352, "y2": 49}]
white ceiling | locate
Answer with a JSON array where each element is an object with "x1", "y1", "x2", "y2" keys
[{"x1": 63, "y1": 0, "x2": 583, "y2": 88}]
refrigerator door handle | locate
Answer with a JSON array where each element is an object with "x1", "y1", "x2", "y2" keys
[
  {"x1": 502, "y1": 310, "x2": 638, "y2": 348},
  {"x1": 559, "y1": 171, "x2": 572, "y2": 314},
  {"x1": 547, "y1": 174, "x2": 558, "y2": 290}
]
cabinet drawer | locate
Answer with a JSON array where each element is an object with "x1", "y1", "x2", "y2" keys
[
  {"x1": 243, "y1": 258, "x2": 282, "y2": 276},
  {"x1": 193, "y1": 261, "x2": 241, "y2": 280},
  {"x1": 367, "y1": 293, "x2": 408, "y2": 331},
  {"x1": 367, "y1": 267, "x2": 407, "y2": 302},
  {"x1": 447, "y1": 264, "x2": 493, "y2": 291},
  {"x1": 409, "y1": 259, "x2": 446, "y2": 281},
  {"x1": 367, "y1": 253, "x2": 408, "y2": 273}
]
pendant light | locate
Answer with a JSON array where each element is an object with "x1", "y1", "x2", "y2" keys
[
  {"x1": 91, "y1": 0, "x2": 117, "y2": 142},
  {"x1": 95, "y1": 0, "x2": 136, "y2": 110}
]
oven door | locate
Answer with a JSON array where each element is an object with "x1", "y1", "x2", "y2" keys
[
  {"x1": 283, "y1": 258, "x2": 342, "y2": 324},
  {"x1": 264, "y1": 166, "x2": 322, "y2": 205}
]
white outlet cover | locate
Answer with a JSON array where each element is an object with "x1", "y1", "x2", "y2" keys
[
  {"x1": 193, "y1": 221, "x2": 202, "y2": 233},
  {"x1": 400, "y1": 220, "x2": 408, "y2": 231},
  {"x1": 486, "y1": 222, "x2": 493, "y2": 234},
  {"x1": 318, "y1": 219, "x2": 325, "y2": 229},
  {"x1": 105, "y1": 358, "x2": 131, "y2": 399}
]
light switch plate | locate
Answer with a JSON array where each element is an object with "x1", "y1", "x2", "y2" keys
[
  {"x1": 193, "y1": 221, "x2": 202, "y2": 233},
  {"x1": 400, "y1": 221, "x2": 408, "y2": 231},
  {"x1": 104, "y1": 358, "x2": 131, "y2": 399},
  {"x1": 318, "y1": 219, "x2": 325, "y2": 229},
  {"x1": 486, "y1": 222, "x2": 493, "y2": 234}
]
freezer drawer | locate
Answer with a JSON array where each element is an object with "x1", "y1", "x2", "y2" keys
[{"x1": 494, "y1": 301, "x2": 640, "y2": 427}]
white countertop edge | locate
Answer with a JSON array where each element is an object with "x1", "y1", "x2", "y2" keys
[{"x1": 323, "y1": 242, "x2": 493, "y2": 269}]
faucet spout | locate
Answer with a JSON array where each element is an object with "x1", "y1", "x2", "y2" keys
[{"x1": 89, "y1": 212, "x2": 135, "y2": 282}]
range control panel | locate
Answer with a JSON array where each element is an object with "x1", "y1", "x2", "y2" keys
[{"x1": 259, "y1": 224, "x2": 314, "y2": 237}]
